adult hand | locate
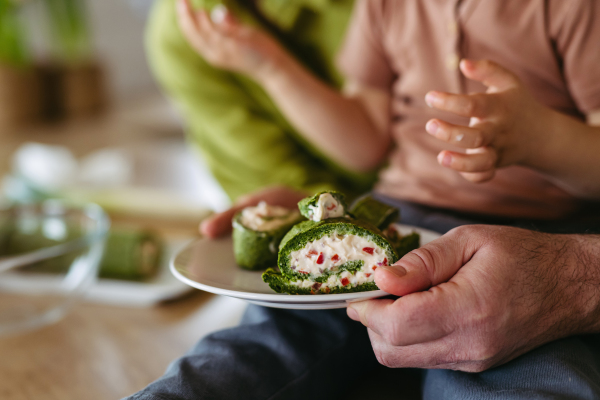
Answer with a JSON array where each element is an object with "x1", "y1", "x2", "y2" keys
[
  {"x1": 424, "y1": 59, "x2": 552, "y2": 183},
  {"x1": 200, "y1": 186, "x2": 307, "y2": 238},
  {"x1": 347, "y1": 225, "x2": 600, "y2": 372},
  {"x1": 176, "y1": 0, "x2": 288, "y2": 82}
]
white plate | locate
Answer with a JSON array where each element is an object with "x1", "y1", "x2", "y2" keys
[{"x1": 170, "y1": 224, "x2": 441, "y2": 309}]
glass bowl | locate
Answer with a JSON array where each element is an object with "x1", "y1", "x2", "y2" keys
[{"x1": 0, "y1": 200, "x2": 109, "y2": 336}]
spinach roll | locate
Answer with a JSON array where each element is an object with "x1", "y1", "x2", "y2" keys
[
  {"x1": 350, "y1": 195, "x2": 420, "y2": 258},
  {"x1": 262, "y1": 218, "x2": 399, "y2": 294},
  {"x1": 233, "y1": 202, "x2": 303, "y2": 270}
]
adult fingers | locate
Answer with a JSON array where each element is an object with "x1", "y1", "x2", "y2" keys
[
  {"x1": 373, "y1": 226, "x2": 478, "y2": 296},
  {"x1": 425, "y1": 91, "x2": 492, "y2": 118},
  {"x1": 426, "y1": 119, "x2": 494, "y2": 148},
  {"x1": 368, "y1": 328, "x2": 461, "y2": 368},
  {"x1": 437, "y1": 147, "x2": 498, "y2": 173},
  {"x1": 349, "y1": 284, "x2": 460, "y2": 346},
  {"x1": 460, "y1": 59, "x2": 520, "y2": 92}
]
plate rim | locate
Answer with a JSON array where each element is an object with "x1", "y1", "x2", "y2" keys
[{"x1": 170, "y1": 224, "x2": 441, "y2": 304}]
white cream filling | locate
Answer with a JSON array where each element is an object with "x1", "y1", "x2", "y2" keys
[
  {"x1": 240, "y1": 202, "x2": 299, "y2": 231},
  {"x1": 307, "y1": 193, "x2": 344, "y2": 221},
  {"x1": 288, "y1": 233, "x2": 388, "y2": 290}
]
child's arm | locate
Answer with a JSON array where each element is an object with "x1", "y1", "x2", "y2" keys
[
  {"x1": 176, "y1": 0, "x2": 391, "y2": 173},
  {"x1": 425, "y1": 59, "x2": 600, "y2": 199}
]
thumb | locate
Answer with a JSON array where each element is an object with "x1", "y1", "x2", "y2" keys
[
  {"x1": 375, "y1": 226, "x2": 480, "y2": 296},
  {"x1": 460, "y1": 59, "x2": 519, "y2": 92}
]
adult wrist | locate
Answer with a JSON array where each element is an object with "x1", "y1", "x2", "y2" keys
[{"x1": 571, "y1": 234, "x2": 600, "y2": 334}]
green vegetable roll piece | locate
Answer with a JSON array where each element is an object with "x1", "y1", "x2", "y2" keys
[
  {"x1": 385, "y1": 229, "x2": 420, "y2": 258},
  {"x1": 349, "y1": 195, "x2": 399, "y2": 230},
  {"x1": 233, "y1": 202, "x2": 303, "y2": 270},
  {"x1": 263, "y1": 218, "x2": 398, "y2": 294},
  {"x1": 98, "y1": 229, "x2": 163, "y2": 281},
  {"x1": 298, "y1": 191, "x2": 347, "y2": 221}
]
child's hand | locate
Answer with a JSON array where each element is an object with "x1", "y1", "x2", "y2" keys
[
  {"x1": 176, "y1": 0, "x2": 287, "y2": 82},
  {"x1": 424, "y1": 59, "x2": 551, "y2": 183}
]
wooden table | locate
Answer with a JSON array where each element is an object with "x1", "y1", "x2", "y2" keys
[
  {"x1": 0, "y1": 97, "x2": 247, "y2": 400},
  {"x1": 0, "y1": 293, "x2": 247, "y2": 400}
]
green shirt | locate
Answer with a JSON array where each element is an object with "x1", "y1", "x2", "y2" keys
[{"x1": 145, "y1": 0, "x2": 375, "y2": 201}]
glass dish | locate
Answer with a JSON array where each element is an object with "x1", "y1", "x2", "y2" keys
[{"x1": 0, "y1": 201, "x2": 109, "y2": 336}]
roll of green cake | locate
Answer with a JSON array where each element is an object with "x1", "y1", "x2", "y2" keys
[
  {"x1": 233, "y1": 202, "x2": 303, "y2": 270},
  {"x1": 350, "y1": 195, "x2": 420, "y2": 258},
  {"x1": 262, "y1": 218, "x2": 399, "y2": 294},
  {"x1": 349, "y1": 195, "x2": 399, "y2": 230},
  {"x1": 0, "y1": 219, "x2": 162, "y2": 280},
  {"x1": 98, "y1": 229, "x2": 162, "y2": 281}
]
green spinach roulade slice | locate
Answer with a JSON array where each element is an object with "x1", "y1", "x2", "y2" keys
[
  {"x1": 233, "y1": 202, "x2": 303, "y2": 270},
  {"x1": 350, "y1": 195, "x2": 421, "y2": 257},
  {"x1": 298, "y1": 191, "x2": 347, "y2": 221},
  {"x1": 349, "y1": 195, "x2": 399, "y2": 230},
  {"x1": 263, "y1": 218, "x2": 398, "y2": 294}
]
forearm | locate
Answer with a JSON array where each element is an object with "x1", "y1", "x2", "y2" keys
[
  {"x1": 255, "y1": 54, "x2": 391, "y2": 172},
  {"x1": 567, "y1": 234, "x2": 600, "y2": 335},
  {"x1": 528, "y1": 109, "x2": 600, "y2": 199}
]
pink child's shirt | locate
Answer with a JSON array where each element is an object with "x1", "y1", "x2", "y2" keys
[{"x1": 338, "y1": 0, "x2": 600, "y2": 219}]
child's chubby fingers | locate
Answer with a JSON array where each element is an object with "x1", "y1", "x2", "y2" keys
[
  {"x1": 460, "y1": 59, "x2": 520, "y2": 92},
  {"x1": 425, "y1": 91, "x2": 493, "y2": 118},
  {"x1": 210, "y1": 4, "x2": 244, "y2": 36},
  {"x1": 437, "y1": 147, "x2": 498, "y2": 173},
  {"x1": 426, "y1": 119, "x2": 493, "y2": 149},
  {"x1": 176, "y1": 0, "x2": 206, "y2": 45}
]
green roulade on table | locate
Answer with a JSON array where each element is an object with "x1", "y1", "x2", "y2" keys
[
  {"x1": 98, "y1": 229, "x2": 162, "y2": 281},
  {"x1": 262, "y1": 217, "x2": 399, "y2": 295},
  {"x1": 233, "y1": 202, "x2": 303, "y2": 270}
]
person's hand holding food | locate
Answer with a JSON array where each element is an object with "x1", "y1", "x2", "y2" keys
[
  {"x1": 347, "y1": 225, "x2": 600, "y2": 372},
  {"x1": 176, "y1": 0, "x2": 289, "y2": 82}
]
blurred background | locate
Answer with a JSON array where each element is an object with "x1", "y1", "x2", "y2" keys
[{"x1": 0, "y1": 1, "x2": 246, "y2": 399}]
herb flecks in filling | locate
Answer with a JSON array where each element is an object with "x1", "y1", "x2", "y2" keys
[{"x1": 288, "y1": 232, "x2": 388, "y2": 290}]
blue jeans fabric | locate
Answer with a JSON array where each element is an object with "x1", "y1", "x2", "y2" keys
[{"x1": 125, "y1": 197, "x2": 600, "y2": 400}]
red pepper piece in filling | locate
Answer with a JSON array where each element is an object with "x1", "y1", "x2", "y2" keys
[
  {"x1": 365, "y1": 273, "x2": 372, "y2": 278},
  {"x1": 331, "y1": 254, "x2": 340, "y2": 263},
  {"x1": 372, "y1": 266, "x2": 378, "y2": 270},
  {"x1": 377, "y1": 258, "x2": 389, "y2": 267},
  {"x1": 362, "y1": 247, "x2": 374, "y2": 255},
  {"x1": 316, "y1": 253, "x2": 324, "y2": 264},
  {"x1": 341, "y1": 277, "x2": 350, "y2": 286},
  {"x1": 299, "y1": 271, "x2": 309, "y2": 274},
  {"x1": 306, "y1": 250, "x2": 318, "y2": 258},
  {"x1": 326, "y1": 203, "x2": 336, "y2": 210}
]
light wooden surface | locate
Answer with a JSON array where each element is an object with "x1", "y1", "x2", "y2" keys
[
  {"x1": 0, "y1": 293, "x2": 247, "y2": 400},
  {"x1": 0, "y1": 97, "x2": 247, "y2": 400}
]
